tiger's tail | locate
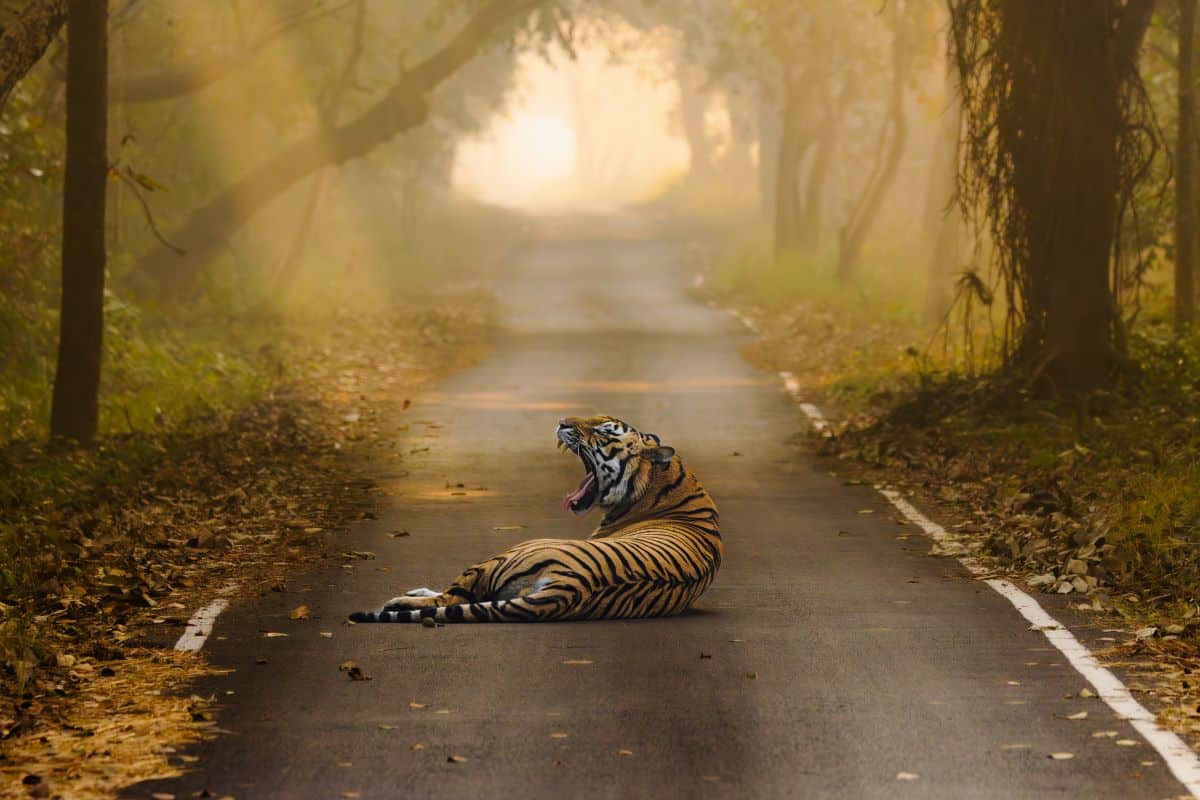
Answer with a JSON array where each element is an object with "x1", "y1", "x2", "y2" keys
[{"x1": 349, "y1": 592, "x2": 571, "y2": 624}]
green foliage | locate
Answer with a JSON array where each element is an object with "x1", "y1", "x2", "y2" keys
[{"x1": 710, "y1": 241, "x2": 926, "y2": 321}]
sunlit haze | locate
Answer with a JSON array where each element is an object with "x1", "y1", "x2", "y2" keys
[{"x1": 454, "y1": 37, "x2": 689, "y2": 210}]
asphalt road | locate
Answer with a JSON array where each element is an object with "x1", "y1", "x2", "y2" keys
[{"x1": 129, "y1": 216, "x2": 1188, "y2": 799}]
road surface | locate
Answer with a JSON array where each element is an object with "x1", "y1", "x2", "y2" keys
[{"x1": 128, "y1": 217, "x2": 1187, "y2": 799}]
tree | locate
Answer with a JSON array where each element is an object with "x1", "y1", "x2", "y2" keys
[
  {"x1": 950, "y1": 0, "x2": 1156, "y2": 394},
  {"x1": 134, "y1": 0, "x2": 544, "y2": 299},
  {"x1": 923, "y1": 46, "x2": 965, "y2": 323},
  {"x1": 836, "y1": 0, "x2": 915, "y2": 283},
  {"x1": 0, "y1": 0, "x2": 67, "y2": 113},
  {"x1": 1178, "y1": 0, "x2": 1197, "y2": 331},
  {"x1": 49, "y1": 0, "x2": 107, "y2": 443}
]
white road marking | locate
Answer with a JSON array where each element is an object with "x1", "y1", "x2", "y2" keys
[
  {"x1": 782, "y1": 379, "x2": 1200, "y2": 798},
  {"x1": 174, "y1": 585, "x2": 237, "y2": 653},
  {"x1": 727, "y1": 308, "x2": 759, "y2": 334},
  {"x1": 779, "y1": 371, "x2": 830, "y2": 435}
]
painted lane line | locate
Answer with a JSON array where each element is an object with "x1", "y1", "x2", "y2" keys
[
  {"x1": 174, "y1": 585, "x2": 237, "y2": 653},
  {"x1": 785, "y1": 381, "x2": 1200, "y2": 797},
  {"x1": 986, "y1": 577, "x2": 1200, "y2": 794},
  {"x1": 727, "y1": 307, "x2": 759, "y2": 334},
  {"x1": 779, "y1": 371, "x2": 830, "y2": 434}
]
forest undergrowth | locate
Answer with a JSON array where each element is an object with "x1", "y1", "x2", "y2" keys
[
  {"x1": 706, "y1": 247, "x2": 1200, "y2": 742},
  {"x1": 0, "y1": 295, "x2": 492, "y2": 798}
]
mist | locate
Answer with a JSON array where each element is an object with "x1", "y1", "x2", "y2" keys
[{"x1": 3, "y1": 1, "x2": 1200, "y2": 798}]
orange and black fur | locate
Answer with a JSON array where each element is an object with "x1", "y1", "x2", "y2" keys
[{"x1": 349, "y1": 415, "x2": 721, "y2": 623}]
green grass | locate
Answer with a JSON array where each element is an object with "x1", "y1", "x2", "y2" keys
[
  {"x1": 0, "y1": 294, "x2": 282, "y2": 444},
  {"x1": 709, "y1": 240, "x2": 927, "y2": 323}
]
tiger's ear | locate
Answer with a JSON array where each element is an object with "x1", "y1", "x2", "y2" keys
[
  {"x1": 643, "y1": 445, "x2": 675, "y2": 464},
  {"x1": 641, "y1": 432, "x2": 662, "y2": 446}
]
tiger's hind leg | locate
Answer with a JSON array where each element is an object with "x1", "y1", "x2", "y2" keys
[
  {"x1": 382, "y1": 587, "x2": 438, "y2": 606},
  {"x1": 363, "y1": 584, "x2": 581, "y2": 623},
  {"x1": 354, "y1": 561, "x2": 494, "y2": 620}
]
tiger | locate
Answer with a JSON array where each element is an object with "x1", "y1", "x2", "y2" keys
[{"x1": 348, "y1": 415, "x2": 721, "y2": 623}]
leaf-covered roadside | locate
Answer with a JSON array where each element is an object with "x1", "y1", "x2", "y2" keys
[
  {"x1": 724, "y1": 298, "x2": 1200, "y2": 743},
  {"x1": 0, "y1": 298, "x2": 491, "y2": 798}
]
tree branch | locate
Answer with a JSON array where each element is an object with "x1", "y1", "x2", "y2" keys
[
  {"x1": 110, "y1": 0, "x2": 356, "y2": 104},
  {"x1": 137, "y1": 0, "x2": 544, "y2": 297},
  {"x1": 0, "y1": 0, "x2": 67, "y2": 114}
]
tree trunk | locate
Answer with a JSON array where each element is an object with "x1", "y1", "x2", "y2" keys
[
  {"x1": 836, "y1": 6, "x2": 910, "y2": 283},
  {"x1": 923, "y1": 54, "x2": 965, "y2": 323},
  {"x1": 757, "y1": 95, "x2": 781, "y2": 218},
  {"x1": 134, "y1": 0, "x2": 540, "y2": 299},
  {"x1": 1178, "y1": 0, "x2": 1197, "y2": 331},
  {"x1": 1003, "y1": 0, "x2": 1152, "y2": 392},
  {"x1": 675, "y1": 58, "x2": 712, "y2": 178},
  {"x1": 773, "y1": 76, "x2": 809, "y2": 261},
  {"x1": 0, "y1": 0, "x2": 68, "y2": 113},
  {"x1": 50, "y1": 0, "x2": 107, "y2": 443},
  {"x1": 797, "y1": 73, "x2": 840, "y2": 250}
]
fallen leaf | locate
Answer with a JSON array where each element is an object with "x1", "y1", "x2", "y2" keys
[
  {"x1": 337, "y1": 761, "x2": 353, "y2": 768},
  {"x1": 411, "y1": 742, "x2": 426, "y2": 751},
  {"x1": 447, "y1": 755, "x2": 468, "y2": 764},
  {"x1": 492, "y1": 525, "x2": 526, "y2": 531},
  {"x1": 617, "y1": 748, "x2": 634, "y2": 756},
  {"x1": 1092, "y1": 731, "x2": 1119, "y2": 738},
  {"x1": 1115, "y1": 739, "x2": 1139, "y2": 747},
  {"x1": 1049, "y1": 752, "x2": 1074, "y2": 760},
  {"x1": 562, "y1": 659, "x2": 593, "y2": 666},
  {"x1": 255, "y1": 657, "x2": 269, "y2": 665},
  {"x1": 262, "y1": 631, "x2": 288, "y2": 638},
  {"x1": 896, "y1": 772, "x2": 919, "y2": 781},
  {"x1": 289, "y1": 604, "x2": 311, "y2": 620},
  {"x1": 1079, "y1": 688, "x2": 1096, "y2": 698},
  {"x1": 1065, "y1": 711, "x2": 1088, "y2": 720},
  {"x1": 701, "y1": 775, "x2": 721, "y2": 782},
  {"x1": 378, "y1": 724, "x2": 397, "y2": 731},
  {"x1": 320, "y1": 631, "x2": 333, "y2": 638},
  {"x1": 151, "y1": 793, "x2": 175, "y2": 800},
  {"x1": 347, "y1": 666, "x2": 371, "y2": 681},
  {"x1": 339, "y1": 660, "x2": 357, "y2": 671},
  {"x1": 745, "y1": 671, "x2": 758, "y2": 679},
  {"x1": 999, "y1": 743, "x2": 1029, "y2": 750},
  {"x1": 340, "y1": 792, "x2": 361, "y2": 799},
  {"x1": 550, "y1": 732, "x2": 569, "y2": 739},
  {"x1": 409, "y1": 702, "x2": 427, "y2": 709}
]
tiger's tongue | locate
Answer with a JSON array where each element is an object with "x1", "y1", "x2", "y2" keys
[{"x1": 563, "y1": 471, "x2": 595, "y2": 511}]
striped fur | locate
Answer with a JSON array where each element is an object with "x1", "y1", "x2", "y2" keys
[{"x1": 349, "y1": 415, "x2": 721, "y2": 623}]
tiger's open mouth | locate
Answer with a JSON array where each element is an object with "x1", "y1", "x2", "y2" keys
[{"x1": 558, "y1": 440, "x2": 599, "y2": 514}]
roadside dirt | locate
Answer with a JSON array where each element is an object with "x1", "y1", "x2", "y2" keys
[
  {"x1": 717, "y1": 298, "x2": 1200, "y2": 751},
  {"x1": 0, "y1": 295, "x2": 492, "y2": 799}
]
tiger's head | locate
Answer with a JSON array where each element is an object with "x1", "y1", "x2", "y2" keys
[{"x1": 556, "y1": 415, "x2": 676, "y2": 515}]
